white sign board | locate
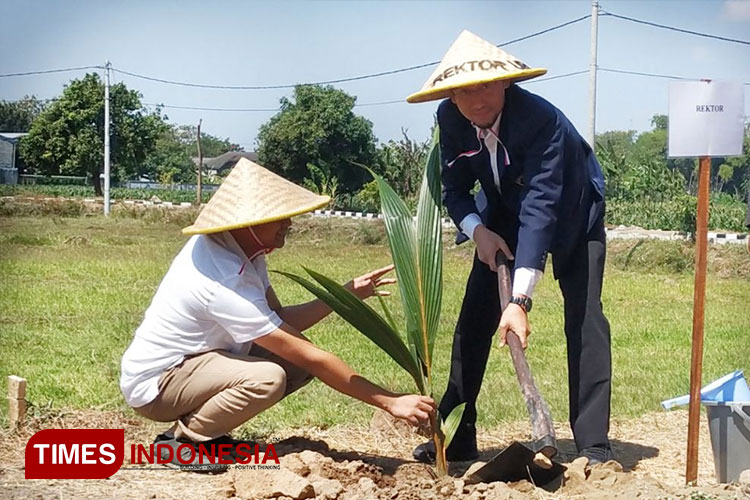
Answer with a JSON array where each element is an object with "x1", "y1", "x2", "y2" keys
[{"x1": 668, "y1": 81, "x2": 744, "y2": 158}]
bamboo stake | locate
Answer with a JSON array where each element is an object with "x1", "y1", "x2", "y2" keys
[{"x1": 8, "y1": 375, "x2": 27, "y2": 429}]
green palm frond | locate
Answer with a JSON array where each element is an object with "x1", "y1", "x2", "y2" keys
[
  {"x1": 414, "y1": 134, "x2": 443, "y2": 364},
  {"x1": 274, "y1": 269, "x2": 423, "y2": 392},
  {"x1": 369, "y1": 132, "x2": 442, "y2": 387},
  {"x1": 440, "y1": 403, "x2": 467, "y2": 450}
]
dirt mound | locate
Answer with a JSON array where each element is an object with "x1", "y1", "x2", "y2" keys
[
  {"x1": 227, "y1": 448, "x2": 743, "y2": 500},
  {"x1": 1, "y1": 409, "x2": 748, "y2": 499}
]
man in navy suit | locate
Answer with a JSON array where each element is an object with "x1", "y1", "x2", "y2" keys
[{"x1": 408, "y1": 30, "x2": 613, "y2": 464}]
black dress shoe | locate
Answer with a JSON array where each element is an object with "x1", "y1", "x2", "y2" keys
[
  {"x1": 412, "y1": 439, "x2": 479, "y2": 464},
  {"x1": 581, "y1": 444, "x2": 614, "y2": 465},
  {"x1": 153, "y1": 432, "x2": 173, "y2": 443},
  {"x1": 205, "y1": 435, "x2": 259, "y2": 459}
]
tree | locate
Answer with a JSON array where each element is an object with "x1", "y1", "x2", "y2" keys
[
  {"x1": 256, "y1": 85, "x2": 379, "y2": 194},
  {"x1": 378, "y1": 128, "x2": 431, "y2": 200},
  {"x1": 715, "y1": 122, "x2": 750, "y2": 197},
  {"x1": 20, "y1": 73, "x2": 163, "y2": 195},
  {"x1": 628, "y1": 114, "x2": 687, "y2": 199},
  {"x1": 650, "y1": 114, "x2": 668, "y2": 131},
  {"x1": 0, "y1": 96, "x2": 46, "y2": 132},
  {"x1": 174, "y1": 124, "x2": 240, "y2": 159},
  {"x1": 141, "y1": 123, "x2": 193, "y2": 184},
  {"x1": 141, "y1": 124, "x2": 241, "y2": 184},
  {"x1": 595, "y1": 130, "x2": 636, "y2": 199}
]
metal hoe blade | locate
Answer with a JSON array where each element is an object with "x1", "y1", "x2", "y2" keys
[{"x1": 468, "y1": 442, "x2": 565, "y2": 486}]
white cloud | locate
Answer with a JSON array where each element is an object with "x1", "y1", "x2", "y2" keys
[{"x1": 723, "y1": 0, "x2": 750, "y2": 21}]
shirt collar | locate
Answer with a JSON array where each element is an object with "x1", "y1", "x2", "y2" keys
[
  {"x1": 472, "y1": 112, "x2": 502, "y2": 140},
  {"x1": 213, "y1": 230, "x2": 270, "y2": 275},
  {"x1": 212, "y1": 231, "x2": 249, "y2": 260}
]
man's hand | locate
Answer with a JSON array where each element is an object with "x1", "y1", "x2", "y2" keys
[
  {"x1": 345, "y1": 264, "x2": 396, "y2": 300},
  {"x1": 385, "y1": 394, "x2": 436, "y2": 426},
  {"x1": 474, "y1": 225, "x2": 513, "y2": 271},
  {"x1": 498, "y1": 303, "x2": 531, "y2": 349}
]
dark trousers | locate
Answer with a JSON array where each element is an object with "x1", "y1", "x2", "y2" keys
[{"x1": 438, "y1": 221, "x2": 611, "y2": 451}]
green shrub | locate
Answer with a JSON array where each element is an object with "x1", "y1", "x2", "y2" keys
[
  {"x1": 709, "y1": 198, "x2": 747, "y2": 232},
  {"x1": 350, "y1": 180, "x2": 380, "y2": 213},
  {"x1": 352, "y1": 220, "x2": 386, "y2": 245},
  {"x1": 606, "y1": 196, "x2": 745, "y2": 233},
  {"x1": 0, "y1": 184, "x2": 213, "y2": 204},
  {"x1": 607, "y1": 239, "x2": 750, "y2": 279}
]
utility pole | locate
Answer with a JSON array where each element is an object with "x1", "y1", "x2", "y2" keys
[
  {"x1": 196, "y1": 119, "x2": 203, "y2": 206},
  {"x1": 588, "y1": 0, "x2": 599, "y2": 152},
  {"x1": 104, "y1": 61, "x2": 112, "y2": 215}
]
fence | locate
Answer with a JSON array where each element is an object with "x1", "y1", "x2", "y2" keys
[
  {"x1": 18, "y1": 174, "x2": 86, "y2": 186},
  {"x1": 124, "y1": 180, "x2": 219, "y2": 192}
]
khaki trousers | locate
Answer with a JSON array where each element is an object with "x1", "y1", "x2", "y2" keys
[{"x1": 133, "y1": 345, "x2": 312, "y2": 442}]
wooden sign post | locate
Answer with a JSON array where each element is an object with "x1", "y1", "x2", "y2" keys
[
  {"x1": 685, "y1": 156, "x2": 710, "y2": 484},
  {"x1": 667, "y1": 80, "x2": 744, "y2": 485}
]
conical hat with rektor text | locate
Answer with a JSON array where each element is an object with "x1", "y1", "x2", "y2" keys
[
  {"x1": 406, "y1": 30, "x2": 547, "y2": 103},
  {"x1": 182, "y1": 159, "x2": 330, "y2": 235}
]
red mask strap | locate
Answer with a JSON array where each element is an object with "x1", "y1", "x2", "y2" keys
[{"x1": 239, "y1": 227, "x2": 273, "y2": 275}]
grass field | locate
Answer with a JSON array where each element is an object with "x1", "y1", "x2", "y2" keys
[{"x1": 1, "y1": 212, "x2": 748, "y2": 438}]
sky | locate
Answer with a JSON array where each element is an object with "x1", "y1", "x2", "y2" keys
[{"x1": 1, "y1": 0, "x2": 749, "y2": 151}]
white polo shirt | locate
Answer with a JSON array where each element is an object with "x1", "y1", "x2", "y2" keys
[{"x1": 120, "y1": 232, "x2": 283, "y2": 408}]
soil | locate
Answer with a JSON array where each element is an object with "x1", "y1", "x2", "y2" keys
[{"x1": 1, "y1": 409, "x2": 748, "y2": 499}]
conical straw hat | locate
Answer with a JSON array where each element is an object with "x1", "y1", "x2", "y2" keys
[
  {"x1": 182, "y1": 158, "x2": 330, "y2": 235},
  {"x1": 406, "y1": 30, "x2": 547, "y2": 104}
]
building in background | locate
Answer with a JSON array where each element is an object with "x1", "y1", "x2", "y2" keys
[
  {"x1": 0, "y1": 133, "x2": 28, "y2": 185},
  {"x1": 193, "y1": 151, "x2": 258, "y2": 179}
]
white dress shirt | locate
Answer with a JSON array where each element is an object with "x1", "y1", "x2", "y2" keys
[{"x1": 457, "y1": 112, "x2": 543, "y2": 299}]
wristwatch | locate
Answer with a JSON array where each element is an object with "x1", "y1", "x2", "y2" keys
[{"x1": 510, "y1": 295, "x2": 533, "y2": 313}]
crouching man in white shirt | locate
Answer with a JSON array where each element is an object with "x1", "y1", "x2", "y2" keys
[{"x1": 120, "y1": 159, "x2": 435, "y2": 471}]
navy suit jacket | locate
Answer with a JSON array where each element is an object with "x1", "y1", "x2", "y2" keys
[{"x1": 439, "y1": 84, "x2": 605, "y2": 278}]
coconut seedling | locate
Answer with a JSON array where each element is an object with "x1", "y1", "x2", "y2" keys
[{"x1": 277, "y1": 130, "x2": 464, "y2": 476}]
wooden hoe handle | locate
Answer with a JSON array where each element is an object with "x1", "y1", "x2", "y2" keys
[{"x1": 495, "y1": 253, "x2": 557, "y2": 457}]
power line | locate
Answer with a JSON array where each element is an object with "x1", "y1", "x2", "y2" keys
[
  {"x1": 352, "y1": 99, "x2": 405, "y2": 108},
  {"x1": 0, "y1": 65, "x2": 103, "y2": 78},
  {"x1": 111, "y1": 15, "x2": 591, "y2": 90},
  {"x1": 1, "y1": 9, "x2": 747, "y2": 93},
  {"x1": 10, "y1": 67, "x2": 745, "y2": 113},
  {"x1": 0, "y1": 15, "x2": 589, "y2": 87},
  {"x1": 600, "y1": 67, "x2": 692, "y2": 81},
  {"x1": 5, "y1": 66, "x2": 748, "y2": 113},
  {"x1": 145, "y1": 103, "x2": 279, "y2": 112},
  {"x1": 599, "y1": 67, "x2": 750, "y2": 85},
  {"x1": 524, "y1": 70, "x2": 589, "y2": 84},
  {"x1": 112, "y1": 65, "x2": 434, "y2": 90},
  {"x1": 601, "y1": 10, "x2": 750, "y2": 46},
  {"x1": 1, "y1": 97, "x2": 58, "y2": 103},
  {"x1": 499, "y1": 14, "x2": 591, "y2": 46},
  {"x1": 141, "y1": 72, "x2": 588, "y2": 112},
  {"x1": 143, "y1": 98, "x2": 406, "y2": 112}
]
